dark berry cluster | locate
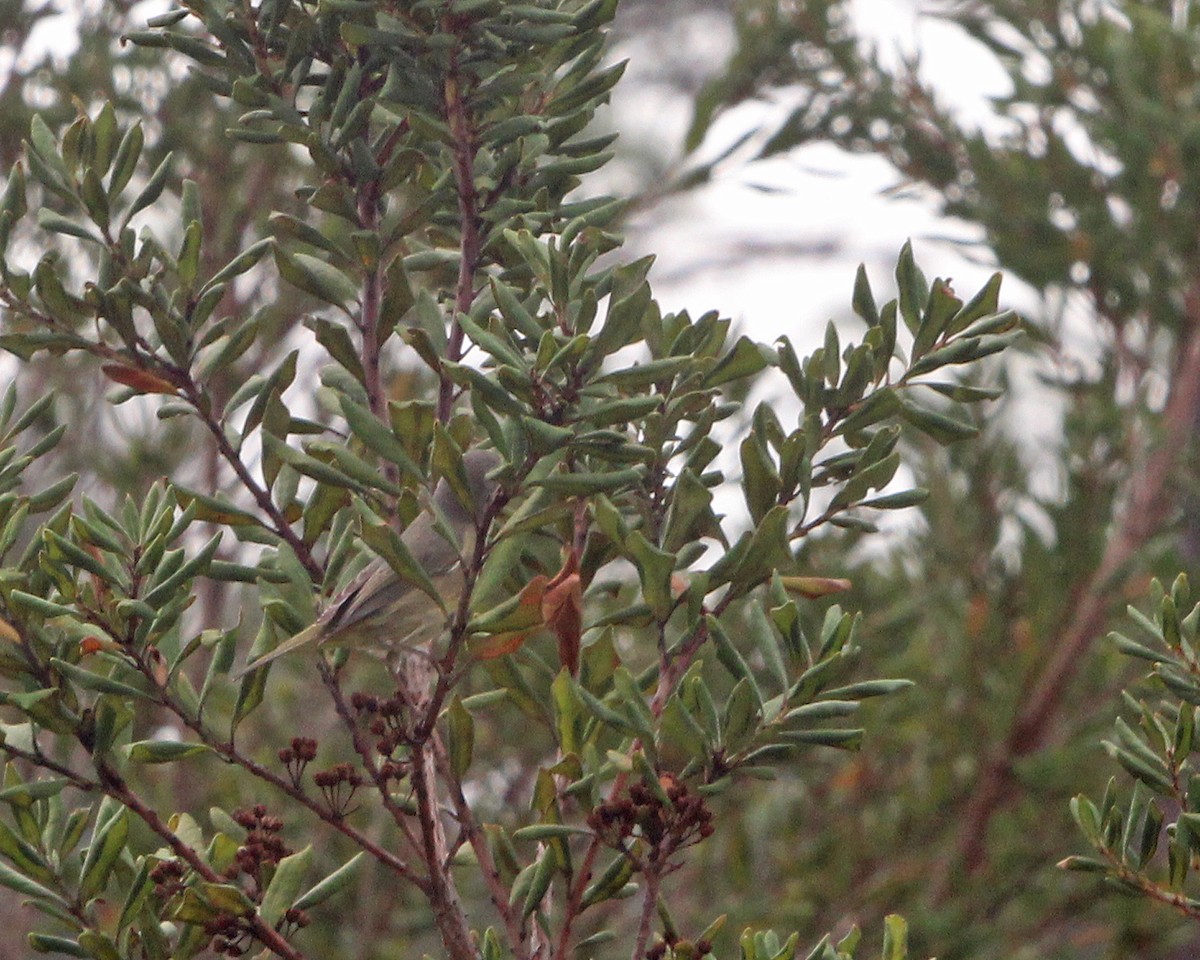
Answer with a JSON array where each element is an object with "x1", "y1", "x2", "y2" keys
[
  {"x1": 277, "y1": 737, "x2": 318, "y2": 789},
  {"x1": 227, "y1": 805, "x2": 291, "y2": 892},
  {"x1": 312, "y1": 762, "x2": 364, "y2": 818},
  {"x1": 587, "y1": 776, "x2": 714, "y2": 859},
  {"x1": 351, "y1": 691, "x2": 410, "y2": 756},
  {"x1": 205, "y1": 909, "x2": 308, "y2": 958},
  {"x1": 205, "y1": 913, "x2": 248, "y2": 957},
  {"x1": 148, "y1": 858, "x2": 186, "y2": 900}
]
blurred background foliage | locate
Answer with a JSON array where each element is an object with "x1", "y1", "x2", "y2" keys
[{"x1": 3, "y1": 0, "x2": 1199, "y2": 958}]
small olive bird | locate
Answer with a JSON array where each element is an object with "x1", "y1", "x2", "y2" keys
[{"x1": 232, "y1": 449, "x2": 500, "y2": 677}]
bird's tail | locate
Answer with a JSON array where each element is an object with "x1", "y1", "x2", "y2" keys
[{"x1": 229, "y1": 621, "x2": 325, "y2": 680}]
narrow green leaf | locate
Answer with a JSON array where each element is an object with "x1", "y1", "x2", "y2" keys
[
  {"x1": 259, "y1": 845, "x2": 312, "y2": 928},
  {"x1": 124, "y1": 740, "x2": 212, "y2": 763},
  {"x1": 447, "y1": 696, "x2": 474, "y2": 780}
]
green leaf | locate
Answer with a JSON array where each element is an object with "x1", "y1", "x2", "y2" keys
[
  {"x1": 8, "y1": 591, "x2": 77, "y2": 620},
  {"x1": 740, "y1": 431, "x2": 781, "y2": 526},
  {"x1": 0, "y1": 859, "x2": 65, "y2": 904},
  {"x1": 49, "y1": 659, "x2": 153, "y2": 701},
  {"x1": 447, "y1": 696, "x2": 474, "y2": 780},
  {"x1": 946, "y1": 271, "x2": 1002, "y2": 335},
  {"x1": 723, "y1": 677, "x2": 761, "y2": 747},
  {"x1": 79, "y1": 809, "x2": 128, "y2": 900},
  {"x1": 707, "y1": 616, "x2": 763, "y2": 708},
  {"x1": 851, "y1": 264, "x2": 880, "y2": 326},
  {"x1": 705, "y1": 336, "x2": 770, "y2": 387},
  {"x1": 551, "y1": 670, "x2": 584, "y2": 755},
  {"x1": 107, "y1": 122, "x2": 143, "y2": 200},
  {"x1": 338, "y1": 395, "x2": 420, "y2": 479},
  {"x1": 521, "y1": 848, "x2": 557, "y2": 919},
  {"x1": 274, "y1": 246, "x2": 360, "y2": 309},
  {"x1": 294, "y1": 852, "x2": 366, "y2": 911},
  {"x1": 125, "y1": 151, "x2": 173, "y2": 222},
  {"x1": 27, "y1": 934, "x2": 88, "y2": 956},
  {"x1": 512, "y1": 824, "x2": 594, "y2": 842},
  {"x1": 36, "y1": 210, "x2": 99, "y2": 243},
  {"x1": 881, "y1": 914, "x2": 908, "y2": 960},
  {"x1": 894, "y1": 241, "x2": 927, "y2": 335},
  {"x1": 532, "y1": 468, "x2": 643, "y2": 495},
  {"x1": 124, "y1": 740, "x2": 212, "y2": 763},
  {"x1": 306, "y1": 316, "x2": 367, "y2": 384},
  {"x1": 626, "y1": 531, "x2": 676, "y2": 622},
  {"x1": 898, "y1": 399, "x2": 977, "y2": 444},
  {"x1": 259, "y1": 845, "x2": 312, "y2": 928},
  {"x1": 779, "y1": 728, "x2": 864, "y2": 750}
]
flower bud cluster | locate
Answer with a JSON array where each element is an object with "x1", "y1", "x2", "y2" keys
[
  {"x1": 228, "y1": 805, "x2": 291, "y2": 890},
  {"x1": 277, "y1": 736, "x2": 318, "y2": 789},
  {"x1": 352, "y1": 690, "x2": 411, "y2": 756},
  {"x1": 313, "y1": 762, "x2": 364, "y2": 817},
  {"x1": 587, "y1": 776, "x2": 714, "y2": 858},
  {"x1": 149, "y1": 857, "x2": 186, "y2": 900},
  {"x1": 206, "y1": 914, "x2": 247, "y2": 957}
]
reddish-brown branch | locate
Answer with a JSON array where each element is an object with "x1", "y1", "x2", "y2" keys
[
  {"x1": 551, "y1": 770, "x2": 629, "y2": 960},
  {"x1": 183, "y1": 378, "x2": 324, "y2": 582},
  {"x1": 631, "y1": 853, "x2": 663, "y2": 960},
  {"x1": 166, "y1": 691, "x2": 426, "y2": 889},
  {"x1": 410, "y1": 737, "x2": 477, "y2": 960},
  {"x1": 434, "y1": 733, "x2": 530, "y2": 960},
  {"x1": 938, "y1": 321, "x2": 1200, "y2": 897},
  {"x1": 438, "y1": 56, "x2": 482, "y2": 423},
  {"x1": 0, "y1": 743, "x2": 96, "y2": 792}
]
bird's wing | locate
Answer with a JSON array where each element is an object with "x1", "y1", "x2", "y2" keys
[{"x1": 229, "y1": 620, "x2": 325, "y2": 679}]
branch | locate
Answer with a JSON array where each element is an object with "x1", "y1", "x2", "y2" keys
[
  {"x1": 0, "y1": 743, "x2": 97, "y2": 792},
  {"x1": 434, "y1": 732, "x2": 530, "y2": 960},
  {"x1": 183, "y1": 378, "x2": 324, "y2": 582},
  {"x1": 438, "y1": 52, "x2": 482, "y2": 423},
  {"x1": 938, "y1": 320, "x2": 1200, "y2": 896},
  {"x1": 152, "y1": 672, "x2": 427, "y2": 891},
  {"x1": 410, "y1": 736, "x2": 477, "y2": 960},
  {"x1": 552, "y1": 770, "x2": 630, "y2": 960},
  {"x1": 631, "y1": 854, "x2": 663, "y2": 960}
]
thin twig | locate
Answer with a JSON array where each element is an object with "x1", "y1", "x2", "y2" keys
[
  {"x1": 0, "y1": 743, "x2": 97, "y2": 792},
  {"x1": 183, "y1": 378, "x2": 324, "y2": 582},
  {"x1": 631, "y1": 855, "x2": 663, "y2": 960},
  {"x1": 158, "y1": 676, "x2": 427, "y2": 890},
  {"x1": 551, "y1": 768, "x2": 634, "y2": 960}
]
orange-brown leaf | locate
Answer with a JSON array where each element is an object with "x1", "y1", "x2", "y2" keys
[
  {"x1": 101, "y1": 364, "x2": 178, "y2": 395},
  {"x1": 469, "y1": 631, "x2": 529, "y2": 660},
  {"x1": 79, "y1": 635, "x2": 118, "y2": 655},
  {"x1": 543, "y1": 548, "x2": 583, "y2": 675}
]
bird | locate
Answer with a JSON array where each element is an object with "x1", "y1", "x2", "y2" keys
[{"x1": 232, "y1": 449, "x2": 501, "y2": 678}]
